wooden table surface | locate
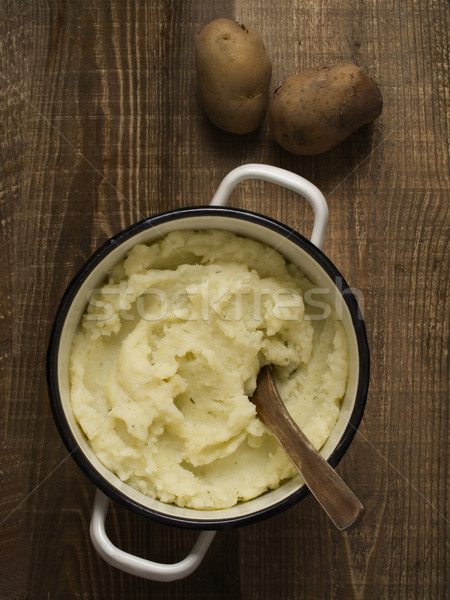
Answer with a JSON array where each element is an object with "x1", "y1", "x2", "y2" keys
[{"x1": 1, "y1": 1, "x2": 448, "y2": 598}]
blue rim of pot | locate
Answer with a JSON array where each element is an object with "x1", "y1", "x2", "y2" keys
[{"x1": 46, "y1": 206, "x2": 370, "y2": 530}]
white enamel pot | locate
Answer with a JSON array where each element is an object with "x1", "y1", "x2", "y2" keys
[{"x1": 47, "y1": 164, "x2": 369, "y2": 581}]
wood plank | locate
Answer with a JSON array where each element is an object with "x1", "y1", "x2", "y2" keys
[{"x1": 0, "y1": 0, "x2": 448, "y2": 597}]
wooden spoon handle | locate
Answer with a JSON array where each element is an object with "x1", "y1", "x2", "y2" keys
[{"x1": 254, "y1": 367, "x2": 364, "y2": 531}]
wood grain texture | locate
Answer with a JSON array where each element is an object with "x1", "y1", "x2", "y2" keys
[{"x1": 0, "y1": 0, "x2": 448, "y2": 598}]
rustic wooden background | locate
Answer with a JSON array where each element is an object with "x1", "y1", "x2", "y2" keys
[{"x1": 0, "y1": 0, "x2": 448, "y2": 598}]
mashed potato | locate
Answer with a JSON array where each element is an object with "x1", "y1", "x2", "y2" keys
[{"x1": 70, "y1": 230, "x2": 348, "y2": 510}]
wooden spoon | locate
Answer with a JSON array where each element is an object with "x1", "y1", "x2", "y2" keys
[{"x1": 250, "y1": 366, "x2": 364, "y2": 531}]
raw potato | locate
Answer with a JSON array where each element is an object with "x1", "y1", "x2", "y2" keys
[
  {"x1": 269, "y1": 63, "x2": 383, "y2": 155},
  {"x1": 195, "y1": 19, "x2": 272, "y2": 134}
]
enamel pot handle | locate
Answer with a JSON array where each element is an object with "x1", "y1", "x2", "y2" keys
[
  {"x1": 210, "y1": 163, "x2": 328, "y2": 249},
  {"x1": 90, "y1": 490, "x2": 216, "y2": 582}
]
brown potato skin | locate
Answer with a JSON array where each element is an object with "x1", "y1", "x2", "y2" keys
[
  {"x1": 268, "y1": 63, "x2": 383, "y2": 155},
  {"x1": 195, "y1": 19, "x2": 272, "y2": 134}
]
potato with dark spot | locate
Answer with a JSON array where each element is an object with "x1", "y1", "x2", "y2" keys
[
  {"x1": 195, "y1": 19, "x2": 272, "y2": 134},
  {"x1": 268, "y1": 63, "x2": 383, "y2": 155}
]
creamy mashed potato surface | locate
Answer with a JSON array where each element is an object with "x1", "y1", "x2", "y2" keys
[{"x1": 70, "y1": 230, "x2": 348, "y2": 510}]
